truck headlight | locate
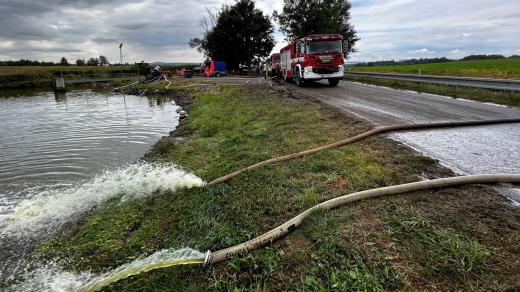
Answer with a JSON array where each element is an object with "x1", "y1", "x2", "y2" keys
[
  {"x1": 304, "y1": 66, "x2": 313, "y2": 72},
  {"x1": 338, "y1": 65, "x2": 344, "y2": 71}
]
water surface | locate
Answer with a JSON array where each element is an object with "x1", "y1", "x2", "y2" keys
[{"x1": 0, "y1": 88, "x2": 179, "y2": 213}]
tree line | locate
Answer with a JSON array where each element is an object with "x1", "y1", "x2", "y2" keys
[
  {"x1": 353, "y1": 54, "x2": 520, "y2": 67},
  {"x1": 0, "y1": 55, "x2": 111, "y2": 66},
  {"x1": 190, "y1": 0, "x2": 359, "y2": 70},
  {"x1": 3, "y1": 0, "x2": 360, "y2": 70}
]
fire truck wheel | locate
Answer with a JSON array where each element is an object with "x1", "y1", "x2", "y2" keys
[
  {"x1": 295, "y1": 70, "x2": 304, "y2": 87},
  {"x1": 328, "y1": 78, "x2": 340, "y2": 86}
]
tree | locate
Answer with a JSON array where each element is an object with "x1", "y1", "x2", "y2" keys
[
  {"x1": 190, "y1": 0, "x2": 274, "y2": 69},
  {"x1": 99, "y1": 55, "x2": 109, "y2": 65},
  {"x1": 60, "y1": 57, "x2": 69, "y2": 65},
  {"x1": 86, "y1": 57, "x2": 99, "y2": 66},
  {"x1": 274, "y1": 0, "x2": 359, "y2": 57},
  {"x1": 76, "y1": 59, "x2": 86, "y2": 66}
]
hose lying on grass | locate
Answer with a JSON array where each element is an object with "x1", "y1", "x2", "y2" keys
[
  {"x1": 205, "y1": 174, "x2": 520, "y2": 265},
  {"x1": 82, "y1": 174, "x2": 520, "y2": 292},
  {"x1": 208, "y1": 118, "x2": 520, "y2": 185}
]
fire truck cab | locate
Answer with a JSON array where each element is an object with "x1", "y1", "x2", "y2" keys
[{"x1": 280, "y1": 34, "x2": 344, "y2": 86}]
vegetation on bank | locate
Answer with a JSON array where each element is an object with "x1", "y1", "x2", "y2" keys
[
  {"x1": 346, "y1": 76, "x2": 520, "y2": 107},
  {"x1": 38, "y1": 83, "x2": 520, "y2": 290},
  {"x1": 349, "y1": 57, "x2": 520, "y2": 79}
]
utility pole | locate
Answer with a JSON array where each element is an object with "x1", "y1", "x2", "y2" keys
[{"x1": 119, "y1": 43, "x2": 123, "y2": 76}]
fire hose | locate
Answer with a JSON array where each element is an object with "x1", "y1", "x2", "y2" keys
[
  {"x1": 201, "y1": 117, "x2": 520, "y2": 262},
  {"x1": 208, "y1": 118, "x2": 520, "y2": 185},
  {"x1": 204, "y1": 174, "x2": 520, "y2": 265},
  {"x1": 84, "y1": 174, "x2": 520, "y2": 292}
]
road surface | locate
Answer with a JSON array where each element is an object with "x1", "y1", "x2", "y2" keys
[{"x1": 289, "y1": 80, "x2": 520, "y2": 125}]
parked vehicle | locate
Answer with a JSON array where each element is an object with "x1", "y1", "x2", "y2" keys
[
  {"x1": 280, "y1": 34, "x2": 344, "y2": 86},
  {"x1": 204, "y1": 60, "x2": 227, "y2": 77}
]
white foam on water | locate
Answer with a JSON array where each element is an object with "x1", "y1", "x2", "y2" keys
[
  {"x1": 9, "y1": 248, "x2": 204, "y2": 292},
  {"x1": 0, "y1": 162, "x2": 205, "y2": 237},
  {"x1": 8, "y1": 261, "x2": 94, "y2": 292}
]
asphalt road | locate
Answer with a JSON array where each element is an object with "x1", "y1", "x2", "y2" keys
[{"x1": 289, "y1": 80, "x2": 520, "y2": 125}]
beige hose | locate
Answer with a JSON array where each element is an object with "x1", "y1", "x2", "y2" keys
[
  {"x1": 206, "y1": 174, "x2": 520, "y2": 265},
  {"x1": 208, "y1": 118, "x2": 520, "y2": 185}
]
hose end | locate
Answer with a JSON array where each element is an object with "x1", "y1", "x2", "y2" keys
[{"x1": 203, "y1": 250, "x2": 212, "y2": 266}]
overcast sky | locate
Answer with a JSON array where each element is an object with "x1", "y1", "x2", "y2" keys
[{"x1": 0, "y1": 0, "x2": 519, "y2": 63}]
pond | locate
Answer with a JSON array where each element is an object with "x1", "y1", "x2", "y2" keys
[{"x1": 0, "y1": 88, "x2": 179, "y2": 215}]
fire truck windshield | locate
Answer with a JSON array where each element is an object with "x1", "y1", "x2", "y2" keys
[{"x1": 306, "y1": 40, "x2": 342, "y2": 54}]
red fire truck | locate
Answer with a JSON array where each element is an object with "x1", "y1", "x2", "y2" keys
[{"x1": 280, "y1": 34, "x2": 344, "y2": 86}]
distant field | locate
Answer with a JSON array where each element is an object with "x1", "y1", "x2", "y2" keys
[
  {"x1": 0, "y1": 65, "x2": 136, "y2": 76},
  {"x1": 349, "y1": 58, "x2": 520, "y2": 79},
  {"x1": 0, "y1": 65, "x2": 138, "y2": 87}
]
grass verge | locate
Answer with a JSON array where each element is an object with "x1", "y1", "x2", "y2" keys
[
  {"x1": 347, "y1": 76, "x2": 520, "y2": 107},
  {"x1": 349, "y1": 58, "x2": 520, "y2": 79},
  {"x1": 36, "y1": 82, "x2": 520, "y2": 290}
]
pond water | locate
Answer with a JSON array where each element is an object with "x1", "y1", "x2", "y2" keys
[
  {"x1": 0, "y1": 89, "x2": 179, "y2": 215},
  {"x1": 0, "y1": 88, "x2": 208, "y2": 286}
]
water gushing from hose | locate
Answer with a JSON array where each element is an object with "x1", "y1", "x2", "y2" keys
[
  {"x1": 10, "y1": 248, "x2": 205, "y2": 292},
  {"x1": 0, "y1": 162, "x2": 204, "y2": 238}
]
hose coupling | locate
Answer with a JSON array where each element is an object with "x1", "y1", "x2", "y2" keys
[{"x1": 203, "y1": 250, "x2": 212, "y2": 266}]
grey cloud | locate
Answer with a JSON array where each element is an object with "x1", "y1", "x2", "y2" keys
[
  {"x1": 0, "y1": 0, "x2": 519, "y2": 63},
  {"x1": 92, "y1": 37, "x2": 118, "y2": 44},
  {"x1": 115, "y1": 23, "x2": 151, "y2": 30}
]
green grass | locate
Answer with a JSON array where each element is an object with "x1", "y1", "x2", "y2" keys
[
  {"x1": 349, "y1": 58, "x2": 520, "y2": 79},
  {"x1": 33, "y1": 84, "x2": 520, "y2": 290},
  {"x1": 347, "y1": 76, "x2": 520, "y2": 107},
  {"x1": 386, "y1": 210, "x2": 490, "y2": 279}
]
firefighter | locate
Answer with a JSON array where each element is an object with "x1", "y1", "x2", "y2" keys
[
  {"x1": 152, "y1": 65, "x2": 162, "y2": 77},
  {"x1": 143, "y1": 66, "x2": 152, "y2": 79},
  {"x1": 262, "y1": 62, "x2": 269, "y2": 79}
]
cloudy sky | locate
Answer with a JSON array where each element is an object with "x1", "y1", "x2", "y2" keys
[{"x1": 0, "y1": 0, "x2": 519, "y2": 63}]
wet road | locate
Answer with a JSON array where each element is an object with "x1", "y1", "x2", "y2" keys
[
  {"x1": 290, "y1": 80, "x2": 520, "y2": 125},
  {"x1": 290, "y1": 80, "x2": 520, "y2": 203}
]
